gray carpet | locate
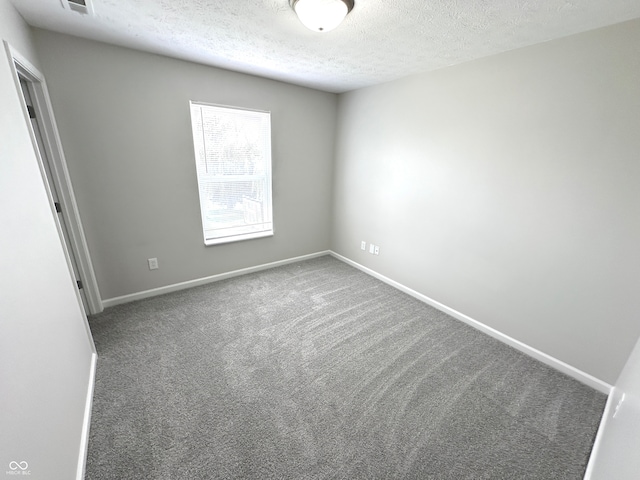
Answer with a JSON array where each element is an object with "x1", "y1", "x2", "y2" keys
[{"x1": 86, "y1": 255, "x2": 606, "y2": 479}]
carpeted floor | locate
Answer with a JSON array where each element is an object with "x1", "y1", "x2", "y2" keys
[{"x1": 86, "y1": 255, "x2": 606, "y2": 479}]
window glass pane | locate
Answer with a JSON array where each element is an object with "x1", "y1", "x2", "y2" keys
[{"x1": 190, "y1": 102, "x2": 273, "y2": 245}]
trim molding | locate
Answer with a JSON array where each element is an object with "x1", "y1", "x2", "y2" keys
[
  {"x1": 583, "y1": 387, "x2": 616, "y2": 479},
  {"x1": 102, "y1": 251, "x2": 331, "y2": 308},
  {"x1": 76, "y1": 352, "x2": 97, "y2": 480},
  {"x1": 102, "y1": 248, "x2": 610, "y2": 393},
  {"x1": 4, "y1": 41, "x2": 103, "y2": 315},
  {"x1": 330, "y1": 251, "x2": 612, "y2": 394}
]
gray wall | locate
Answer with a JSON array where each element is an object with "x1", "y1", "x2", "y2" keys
[
  {"x1": 332, "y1": 19, "x2": 640, "y2": 384},
  {"x1": 33, "y1": 29, "x2": 338, "y2": 301},
  {"x1": 0, "y1": 0, "x2": 95, "y2": 478}
]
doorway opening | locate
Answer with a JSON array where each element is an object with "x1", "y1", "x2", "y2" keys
[{"x1": 6, "y1": 42, "x2": 103, "y2": 315}]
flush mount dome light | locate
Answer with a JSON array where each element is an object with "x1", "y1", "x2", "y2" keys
[{"x1": 290, "y1": 0, "x2": 354, "y2": 33}]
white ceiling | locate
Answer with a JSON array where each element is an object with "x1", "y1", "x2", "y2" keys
[{"x1": 11, "y1": 0, "x2": 640, "y2": 93}]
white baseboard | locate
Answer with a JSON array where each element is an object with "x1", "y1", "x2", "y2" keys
[
  {"x1": 102, "y1": 251, "x2": 331, "y2": 308},
  {"x1": 583, "y1": 387, "x2": 616, "y2": 479},
  {"x1": 330, "y1": 251, "x2": 612, "y2": 394},
  {"x1": 102, "y1": 249, "x2": 610, "y2": 393},
  {"x1": 76, "y1": 352, "x2": 97, "y2": 480}
]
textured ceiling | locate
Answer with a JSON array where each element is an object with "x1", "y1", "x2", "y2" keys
[{"x1": 11, "y1": 0, "x2": 640, "y2": 93}]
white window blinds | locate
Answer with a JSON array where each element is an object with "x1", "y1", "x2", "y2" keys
[{"x1": 190, "y1": 102, "x2": 273, "y2": 245}]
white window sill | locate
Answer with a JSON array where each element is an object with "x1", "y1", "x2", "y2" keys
[{"x1": 204, "y1": 230, "x2": 273, "y2": 246}]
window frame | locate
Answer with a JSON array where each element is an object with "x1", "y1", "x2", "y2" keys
[{"x1": 189, "y1": 101, "x2": 274, "y2": 246}]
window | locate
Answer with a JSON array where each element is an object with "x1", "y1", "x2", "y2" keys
[{"x1": 190, "y1": 102, "x2": 273, "y2": 246}]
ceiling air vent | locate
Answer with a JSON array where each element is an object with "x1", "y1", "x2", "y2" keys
[{"x1": 61, "y1": 0, "x2": 94, "y2": 15}]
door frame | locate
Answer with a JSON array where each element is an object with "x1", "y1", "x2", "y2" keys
[{"x1": 5, "y1": 41, "x2": 103, "y2": 315}]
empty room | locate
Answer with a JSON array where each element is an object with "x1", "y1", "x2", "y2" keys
[{"x1": 1, "y1": 0, "x2": 639, "y2": 478}]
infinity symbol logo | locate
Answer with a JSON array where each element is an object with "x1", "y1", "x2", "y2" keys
[{"x1": 9, "y1": 461, "x2": 28, "y2": 471}]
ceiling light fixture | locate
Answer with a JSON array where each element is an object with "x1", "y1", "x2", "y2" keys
[{"x1": 290, "y1": 0, "x2": 354, "y2": 33}]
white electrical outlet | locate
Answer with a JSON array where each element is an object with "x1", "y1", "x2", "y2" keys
[
  {"x1": 374, "y1": 246, "x2": 380, "y2": 255},
  {"x1": 148, "y1": 257, "x2": 159, "y2": 270},
  {"x1": 369, "y1": 244, "x2": 375, "y2": 254},
  {"x1": 361, "y1": 241, "x2": 366, "y2": 251}
]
